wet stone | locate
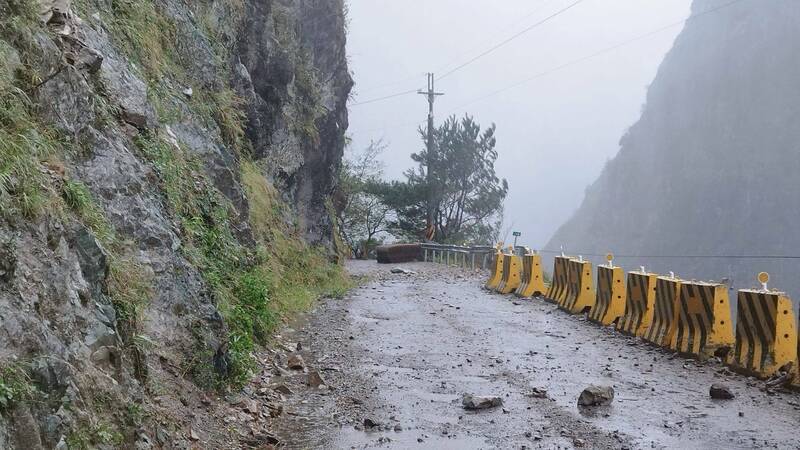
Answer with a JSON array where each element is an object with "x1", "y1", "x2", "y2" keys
[
  {"x1": 577, "y1": 385, "x2": 614, "y2": 406},
  {"x1": 273, "y1": 384, "x2": 294, "y2": 396},
  {"x1": 363, "y1": 417, "x2": 381, "y2": 429},
  {"x1": 461, "y1": 394, "x2": 503, "y2": 410},
  {"x1": 709, "y1": 383, "x2": 735, "y2": 400},
  {"x1": 307, "y1": 370, "x2": 326, "y2": 388},
  {"x1": 287, "y1": 353, "x2": 305, "y2": 370}
]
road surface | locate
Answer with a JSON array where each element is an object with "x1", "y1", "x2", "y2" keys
[{"x1": 264, "y1": 261, "x2": 800, "y2": 449}]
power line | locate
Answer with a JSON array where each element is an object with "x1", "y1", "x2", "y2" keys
[
  {"x1": 351, "y1": 0, "x2": 748, "y2": 130},
  {"x1": 348, "y1": 0, "x2": 586, "y2": 109},
  {"x1": 437, "y1": 0, "x2": 587, "y2": 81},
  {"x1": 442, "y1": 0, "x2": 749, "y2": 115},
  {"x1": 432, "y1": 0, "x2": 557, "y2": 74},
  {"x1": 350, "y1": 88, "x2": 420, "y2": 107},
  {"x1": 355, "y1": 0, "x2": 556, "y2": 96}
]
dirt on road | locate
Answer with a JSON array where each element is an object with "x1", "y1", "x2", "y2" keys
[{"x1": 261, "y1": 261, "x2": 800, "y2": 449}]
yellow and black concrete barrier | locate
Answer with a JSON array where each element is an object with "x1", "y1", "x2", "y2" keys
[
  {"x1": 670, "y1": 280, "x2": 734, "y2": 359},
  {"x1": 515, "y1": 250, "x2": 545, "y2": 298},
  {"x1": 545, "y1": 255, "x2": 571, "y2": 304},
  {"x1": 589, "y1": 254, "x2": 626, "y2": 326},
  {"x1": 559, "y1": 257, "x2": 595, "y2": 314},
  {"x1": 643, "y1": 275, "x2": 682, "y2": 347},
  {"x1": 617, "y1": 270, "x2": 659, "y2": 337},
  {"x1": 496, "y1": 247, "x2": 522, "y2": 294},
  {"x1": 484, "y1": 244, "x2": 505, "y2": 290},
  {"x1": 732, "y1": 272, "x2": 797, "y2": 378}
]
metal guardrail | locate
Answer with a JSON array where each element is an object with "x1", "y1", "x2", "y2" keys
[{"x1": 420, "y1": 243, "x2": 513, "y2": 270}]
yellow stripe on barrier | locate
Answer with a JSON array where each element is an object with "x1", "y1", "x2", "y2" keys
[
  {"x1": 617, "y1": 271, "x2": 659, "y2": 337},
  {"x1": 670, "y1": 281, "x2": 734, "y2": 359},
  {"x1": 545, "y1": 256, "x2": 571, "y2": 304},
  {"x1": 559, "y1": 259, "x2": 595, "y2": 314},
  {"x1": 643, "y1": 276, "x2": 682, "y2": 347},
  {"x1": 516, "y1": 253, "x2": 546, "y2": 298},
  {"x1": 589, "y1": 265, "x2": 626, "y2": 326},
  {"x1": 484, "y1": 250, "x2": 505, "y2": 290},
  {"x1": 732, "y1": 290, "x2": 797, "y2": 378},
  {"x1": 496, "y1": 252, "x2": 522, "y2": 294}
]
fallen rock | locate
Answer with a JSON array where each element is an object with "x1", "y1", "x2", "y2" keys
[
  {"x1": 709, "y1": 383, "x2": 735, "y2": 400},
  {"x1": 577, "y1": 385, "x2": 614, "y2": 407},
  {"x1": 529, "y1": 387, "x2": 548, "y2": 399},
  {"x1": 390, "y1": 267, "x2": 416, "y2": 275},
  {"x1": 266, "y1": 403, "x2": 283, "y2": 418},
  {"x1": 239, "y1": 433, "x2": 280, "y2": 448},
  {"x1": 287, "y1": 353, "x2": 305, "y2": 370},
  {"x1": 363, "y1": 417, "x2": 381, "y2": 429},
  {"x1": 307, "y1": 370, "x2": 326, "y2": 388},
  {"x1": 273, "y1": 384, "x2": 294, "y2": 396},
  {"x1": 766, "y1": 370, "x2": 792, "y2": 388},
  {"x1": 243, "y1": 399, "x2": 260, "y2": 414},
  {"x1": 462, "y1": 394, "x2": 503, "y2": 410}
]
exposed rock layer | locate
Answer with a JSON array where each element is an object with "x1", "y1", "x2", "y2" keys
[{"x1": 0, "y1": 0, "x2": 350, "y2": 447}]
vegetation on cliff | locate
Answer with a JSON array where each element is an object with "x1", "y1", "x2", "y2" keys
[{"x1": 0, "y1": 0, "x2": 352, "y2": 446}]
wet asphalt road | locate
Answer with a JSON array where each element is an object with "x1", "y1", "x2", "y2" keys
[{"x1": 269, "y1": 261, "x2": 800, "y2": 449}]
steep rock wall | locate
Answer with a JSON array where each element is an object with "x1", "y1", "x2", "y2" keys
[
  {"x1": 0, "y1": 0, "x2": 351, "y2": 447},
  {"x1": 546, "y1": 0, "x2": 800, "y2": 296}
]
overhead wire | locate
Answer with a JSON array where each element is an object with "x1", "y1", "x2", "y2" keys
[
  {"x1": 350, "y1": 0, "x2": 584, "y2": 107},
  {"x1": 350, "y1": 88, "x2": 421, "y2": 107},
  {"x1": 352, "y1": 0, "x2": 749, "y2": 132},
  {"x1": 354, "y1": 0, "x2": 555, "y2": 95},
  {"x1": 441, "y1": 0, "x2": 749, "y2": 115},
  {"x1": 436, "y1": 0, "x2": 587, "y2": 81},
  {"x1": 431, "y1": 0, "x2": 558, "y2": 75}
]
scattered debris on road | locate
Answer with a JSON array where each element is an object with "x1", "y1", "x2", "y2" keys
[
  {"x1": 462, "y1": 394, "x2": 504, "y2": 410},
  {"x1": 287, "y1": 353, "x2": 305, "y2": 370},
  {"x1": 390, "y1": 267, "x2": 416, "y2": 274},
  {"x1": 529, "y1": 387, "x2": 549, "y2": 399},
  {"x1": 363, "y1": 417, "x2": 382, "y2": 429},
  {"x1": 709, "y1": 383, "x2": 735, "y2": 400},
  {"x1": 261, "y1": 261, "x2": 800, "y2": 449},
  {"x1": 307, "y1": 370, "x2": 326, "y2": 388},
  {"x1": 766, "y1": 370, "x2": 793, "y2": 389},
  {"x1": 577, "y1": 385, "x2": 615, "y2": 406}
]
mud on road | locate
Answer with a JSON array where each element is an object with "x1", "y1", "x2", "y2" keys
[{"x1": 264, "y1": 261, "x2": 800, "y2": 449}]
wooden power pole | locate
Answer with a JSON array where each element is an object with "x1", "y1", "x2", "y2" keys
[{"x1": 418, "y1": 73, "x2": 444, "y2": 241}]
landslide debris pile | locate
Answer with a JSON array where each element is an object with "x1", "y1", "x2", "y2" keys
[
  {"x1": 0, "y1": 0, "x2": 351, "y2": 447},
  {"x1": 546, "y1": 0, "x2": 800, "y2": 295}
]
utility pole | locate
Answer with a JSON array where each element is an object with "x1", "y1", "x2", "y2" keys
[{"x1": 418, "y1": 73, "x2": 444, "y2": 241}]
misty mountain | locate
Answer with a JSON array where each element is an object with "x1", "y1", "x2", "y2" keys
[{"x1": 546, "y1": 0, "x2": 800, "y2": 297}]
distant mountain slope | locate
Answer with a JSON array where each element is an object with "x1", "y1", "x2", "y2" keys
[{"x1": 546, "y1": 0, "x2": 800, "y2": 296}]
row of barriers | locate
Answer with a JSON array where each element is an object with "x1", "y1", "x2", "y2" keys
[{"x1": 480, "y1": 245, "x2": 798, "y2": 383}]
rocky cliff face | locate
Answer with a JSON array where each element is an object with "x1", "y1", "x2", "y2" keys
[
  {"x1": 0, "y1": 0, "x2": 350, "y2": 447},
  {"x1": 547, "y1": 0, "x2": 800, "y2": 296}
]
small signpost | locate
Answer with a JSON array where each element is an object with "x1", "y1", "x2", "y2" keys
[{"x1": 512, "y1": 231, "x2": 521, "y2": 249}]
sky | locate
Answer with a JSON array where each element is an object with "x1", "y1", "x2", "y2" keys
[{"x1": 346, "y1": 0, "x2": 693, "y2": 247}]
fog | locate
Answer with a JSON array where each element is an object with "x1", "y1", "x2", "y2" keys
[{"x1": 346, "y1": 0, "x2": 692, "y2": 247}]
